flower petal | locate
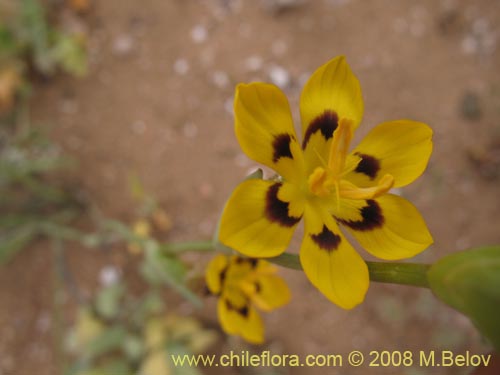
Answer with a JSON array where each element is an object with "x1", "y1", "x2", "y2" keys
[
  {"x1": 217, "y1": 297, "x2": 264, "y2": 344},
  {"x1": 219, "y1": 179, "x2": 304, "y2": 258},
  {"x1": 344, "y1": 120, "x2": 433, "y2": 188},
  {"x1": 299, "y1": 203, "x2": 369, "y2": 309},
  {"x1": 334, "y1": 194, "x2": 433, "y2": 260},
  {"x1": 247, "y1": 274, "x2": 291, "y2": 312},
  {"x1": 235, "y1": 82, "x2": 305, "y2": 184},
  {"x1": 205, "y1": 254, "x2": 229, "y2": 295},
  {"x1": 300, "y1": 56, "x2": 363, "y2": 173}
]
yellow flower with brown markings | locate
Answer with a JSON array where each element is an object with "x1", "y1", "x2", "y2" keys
[
  {"x1": 206, "y1": 254, "x2": 290, "y2": 344},
  {"x1": 219, "y1": 56, "x2": 433, "y2": 309}
]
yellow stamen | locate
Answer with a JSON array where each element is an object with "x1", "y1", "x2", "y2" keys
[
  {"x1": 339, "y1": 174, "x2": 395, "y2": 200},
  {"x1": 308, "y1": 167, "x2": 335, "y2": 197},
  {"x1": 328, "y1": 118, "x2": 354, "y2": 177}
]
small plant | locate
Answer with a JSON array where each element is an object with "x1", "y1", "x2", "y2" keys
[
  {"x1": 66, "y1": 281, "x2": 217, "y2": 375},
  {"x1": 0, "y1": 124, "x2": 83, "y2": 263},
  {"x1": 0, "y1": 0, "x2": 88, "y2": 262},
  {"x1": 0, "y1": 0, "x2": 87, "y2": 105}
]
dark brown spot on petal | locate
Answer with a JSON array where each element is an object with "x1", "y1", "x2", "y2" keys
[
  {"x1": 354, "y1": 152, "x2": 380, "y2": 180},
  {"x1": 254, "y1": 282, "x2": 262, "y2": 294},
  {"x1": 225, "y1": 299, "x2": 250, "y2": 318},
  {"x1": 272, "y1": 133, "x2": 294, "y2": 163},
  {"x1": 337, "y1": 199, "x2": 384, "y2": 231},
  {"x1": 219, "y1": 266, "x2": 228, "y2": 287},
  {"x1": 302, "y1": 110, "x2": 338, "y2": 149},
  {"x1": 310, "y1": 225, "x2": 341, "y2": 252},
  {"x1": 234, "y1": 257, "x2": 259, "y2": 268},
  {"x1": 265, "y1": 183, "x2": 301, "y2": 227},
  {"x1": 239, "y1": 305, "x2": 249, "y2": 318},
  {"x1": 207, "y1": 265, "x2": 228, "y2": 296}
]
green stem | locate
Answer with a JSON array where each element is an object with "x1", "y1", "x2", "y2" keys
[
  {"x1": 269, "y1": 252, "x2": 430, "y2": 288},
  {"x1": 366, "y1": 261, "x2": 430, "y2": 288},
  {"x1": 161, "y1": 241, "x2": 214, "y2": 253}
]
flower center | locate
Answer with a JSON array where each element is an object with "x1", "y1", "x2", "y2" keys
[
  {"x1": 308, "y1": 167, "x2": 336, "y2": 197},
  {"x1": 307, "y1": 118, "x2": 395, "y2": 200}
]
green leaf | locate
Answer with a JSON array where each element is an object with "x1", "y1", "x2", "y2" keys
[
  {"x1": 0, "y1": 225, "x2": 38, "y2": 264},
  {"x1": 95, "y1": 283, "x2": 125, "y2": 320},
  {"x1": 142, "y1": 247, "x2": 201, "y2": 307},
  {"x1": 244, "y1": 168, "x2": 263, "y2": 181},
  {"x1": 122, "y1": 334, "x2": 144, "y2": 362},
  {"x1": 0, "y1": 26, "x2": 19, "y2": 58},
  {"x1": 428, "y1": 246, "x2": 500, "y2": 350},
  {"x1": 85, "y1": 326, "x2": 127, "y2": 360},
  {"x1": 50, "y1": 33, "x2": 87, "y2": 77}
]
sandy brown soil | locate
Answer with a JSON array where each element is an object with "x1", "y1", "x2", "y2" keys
[{"x1": 2, "y1": 0, "x2": 500, "y2": 374}]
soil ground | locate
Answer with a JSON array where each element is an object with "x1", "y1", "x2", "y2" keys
[{"x1": 2, "y1": 0, "x2": 500, "y2": 374}]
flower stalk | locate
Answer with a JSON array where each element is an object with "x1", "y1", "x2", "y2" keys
[{"x1": 270, "y1": 252, "x2": 430, "y2": 288}]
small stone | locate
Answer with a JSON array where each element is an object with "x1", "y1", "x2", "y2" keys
[
  {"x1": 173, "y1": 58, "x2": 189, "y2": 75},
  {"x1": 99, "y1": 266, "x2": 120, "y2": 286},
  {"x1": 224, "y1": 97, "x2": 234, "y2": 115},
  {"x1": 212, "y1": 71, "x2": 230, "y2": 88},
  {"x1": 191, "y1": 25, "x2": 208, "y2": 43},
  {"x1": 245, "y1": 55, "x2": 263, "y2": 72},
  {"x1": 112, "y1": 34, "x2": 134, "y2": 56},
  {"x1": 268, "y1": 65, "x2": 290, "y2": 89}
]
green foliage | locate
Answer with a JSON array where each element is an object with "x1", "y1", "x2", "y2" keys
[
  {"x1": 428, "y1": 246, "x2": 500, "y2": 350},
  {"x1": 0, "y1": 0, "x2": 87, "y2": 78},
  {"x1": 61, "y1": 178, "x2": 217, "y2": 374},
  {"x1": 65, "y1": 282, "x2": 217, "y2": 375},
  {"x1": 0, "y1": 126, "x2": 82, "y2": 263},
  {"x1": 0, "y1": 0, "x2": 88, "y2": 263}
]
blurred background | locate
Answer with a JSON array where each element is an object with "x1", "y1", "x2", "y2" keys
[{"x1": 1, "y1": 0, "x2": 500, "y2": 374}]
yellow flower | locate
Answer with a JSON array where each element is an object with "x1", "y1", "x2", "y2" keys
[
  {"x1": 205, "y1": 254, "x2": 290, "y2": 344},
  {"x1": 219, "y1": 56, "x2": 433, "y2": 309}
]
